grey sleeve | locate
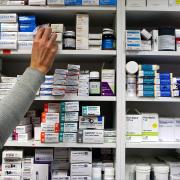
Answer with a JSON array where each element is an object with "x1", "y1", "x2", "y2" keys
[{"x1": 0, "y1": 67, "x2": 45, "y2": 148}]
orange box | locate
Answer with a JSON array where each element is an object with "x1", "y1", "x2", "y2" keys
[
  {"x1": 41, "y1": 112, "x2": 59, "y2": 123},
  {"x1": 41, "y1": 132, "x2": 59, "y2": 143},
  {"x1": 41, "y1": 123, "x2": 60, "y2": 133}
]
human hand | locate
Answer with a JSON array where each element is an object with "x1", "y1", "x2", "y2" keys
[{"x1": 30, "y1": 27, "x2": 58, "y2": 74}]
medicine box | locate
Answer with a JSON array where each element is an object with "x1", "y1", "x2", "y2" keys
[
  {"x1": 41, "y1": 123, "x2": 60, "y2": 133},
  {"x1": 44, "y1": 103, "x2": 60, "y2": 113},
  {"x1": 18, "y1": 41, "x2": 33, "y2": 50},
  {"x1": 126, "y1": 114, "x2": 142, "y2": 142},
  {"x1": 17, "y1": 131, "x2": 32, "y2": 141},
  {"x1": 15, "y1": 124, "x2": 32, "y2": 134},
  {"x1": 175, "y1": 118, "x2": 180, "y2": 141},
  {"x1": 59, "y1": 132, "x2": 77, "y2": 143},
  {"x1": 104, "y1": 136, "x2": 116, "y2": 143},
  {"x1": 99, "y1": 0, "x2": 117, "y2": 5},
  {"x1": 0, "y1": 23, "x2": 18, "y2": 32},
  {"x1": 2, "y1": 169, "x2": 22, "y2": 176},
  {"x1": 41, "y1": 132, "x2": 59, "y2": 143},
  {"x1": 0, "y1": 40, "x2": 17, "y2": 50},
  {"x1": 82, "y1": 106, "x2": 101, "y2": 116},
  {"x1": 70, "y1": 163, "x2": 92, "y2": 176},
  {"x1": 60, "y1": 112, "x2": 79, "y2": 122},
  {"x1": 41, "y1": 112, "x2": 60, "y2": 123},
  {"x1": 104, "y1": 129, "x2": 116, "y2": 137},
  {"x1": 169, "y1": 0, "x2": 180, "y2": 6},
  {"x1": 32, "y1": 164, "x2": 49, "y2": 180},
  {"x1": 3, "y1": 150, "x2": 23, "y2": 160},
  {"x1": 35, "y1": 148, "x2": 53, "y2": 162},
  {"x1": 18, "y1": 32, "x2": 33, "y2": 41},
  {"x1": 54, "y1": 148, "x2": 69, "y2": 159},
  {"x1": 159, "y1": 117, "x2": 175, "y2": 142},
  {"x1": 51, "y1": 160, "x2": 69, "y2": 170},
  {"x1": 47, "y1": 0, "x2": 65, "y2": 5},
  {"x1": 147, "y1": 0, "x2": 168, "y2": 7},
  {"x1": 0, "y1": 14, "x2": 17, "y2": 23},
  {"x1": 142, "y1": 113, "x2": 159, "y2": 142},
  {"x1": 79, "y1": 116, "x2": 104, "y2": 129},
  {"x1": 0, "y1": 32, "x2": 17, "y2": 40},
  {"x1": 71, "y1": 176, "x2": 91, "y2": 180},
  {"x1": 126, "y1": 0, "x2": 146, "y2": 7},
  {"x1": 60, "y1": 122, "x2": 78, "y2": 132},
  {"x1": 34, "y1": 126, "x2": 41, "y2": 141},
  {"x1": 65, "y1": 0, "x2": 82, "y2": 5},
  {"x1": 70, "y1": 150, "x2": 92, "y2": 163},
  {"x1": 2, "y1": 163, "x2": 21, "y2": 170},
  {"x1": 51, "y1": 24, "x2": 64, "y2": 33},
  {"x1": 60, "y1": 102, "x2": 79, "y2": 112},
  {"x1": 82, "y1": 0, "x2": 99, "y2": 5},
  {"x1": 0, "y1": 176, "x2": 21, "y2": 180},
  {"x1": 28, "y1": 0, "x2": 47, "y2": 5},
  {"x1": 83, "y1": 129, "x2": 104, "y2": 144}
]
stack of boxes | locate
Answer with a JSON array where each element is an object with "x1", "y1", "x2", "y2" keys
[
  {"x1": 0, "y1": 14, "x2": 18, "y2": 50},
  {"x1": 78, "y1": 106, "x2": 104, "y2": 144},
  {"x1": 53, "y1": 69, "x2": 67, "y2": 96},
  {"x1": 40, "y1": 75, "x2": 54, "y2": 96},
  {"x1": 60, "y1": 101, "x2": 79, "y2": 143},
  {"x1": 76, "y1": 14, "x2": 89, "y2": 50},
  {"x1": 101, "y1": 69, "x2": 115, "y2": 96},
  {"x1": 51, "y1": 24, "x2": 64, "y2": 50},
  {"x1": 41, "y1": 103, "x2": 60, "y2": 143},
  {"x1": 22, "y1": 157, "x2": 34, "y2": 179},
  {"x1": 1, "y1": 150, "x2": 23, "y2": 179},
  {"x1": 172, "y1": 77, "x2": 180, "y2": 97},
  {"x1": 70, "y1": 150, "x2": 92, "y2": 180},
  {"x1": 66, "y1": 64, "x2": 80, "y2": 95},
  {"x1": 89, "y1": 33, "x2": 102, "y2": 50},
  {"x1": 51, "y1": 148, "x2": 70, "y2": 180},
  {"x1": 137, "y1": 64, "x2": 173, "y2": 97},
  {"x1": 0, "y1": 76, "x2": 17, "y2": 99},
  {"x1": 78, "y1": 70, "x2": 89, "y2": 96}
]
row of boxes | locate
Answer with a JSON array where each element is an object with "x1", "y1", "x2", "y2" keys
[
  {"x1": 3, "y1": 0, "x2": 116, "y2": 6},
  {"x1": 126, "y1": 0, "x2": 180, "y2": 7}
]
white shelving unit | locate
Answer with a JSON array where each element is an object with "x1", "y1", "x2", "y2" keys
[{"x1": 0, "y1": 2, "x2": 123, "y2": 180}]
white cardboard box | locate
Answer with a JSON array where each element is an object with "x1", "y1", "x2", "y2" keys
[
  {"x1": 71, "y1": 163, "x2": 92, "y2": 176},
  {"x1": 32, "y1": 164, "x2": 49, "y2": 180},
  {"x1": 70, "y1": 151, "x2": 92, "y2": 163},
  {"x1": 126, "y1": 0, "x2": 146, "y2": 7},
  {"x1": 147, "y1": 0, "x2": 168, "y2": 7},
  {"x1": 35, "y1": 148, "x2": 53, "y2": 162}
]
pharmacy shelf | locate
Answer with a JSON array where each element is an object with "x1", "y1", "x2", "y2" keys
[
  {"x1": 4, "y1": 140, "x2": 116, "y2": 148},
  {"x1": 0, "y1": 50, "x2": 116, "y2": 61},
  {"x1": 126, "y1": 142, "x2": 180, "y2": 149},
  {"x1": 126, "y1": 97, "x2": 180, "y2": 102},
  {"x1": 35, "y1": 96, "x2": 116, "y2": 102}
]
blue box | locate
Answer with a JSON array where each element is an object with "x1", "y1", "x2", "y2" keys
[
  {"x1": 65, "y1": 0, "x2": 82, "y2": 5},
  {"x1": 99, "y1": 0, "x2": 116, "y2": 6},
  {"x1": 19, "y1": 24, "x2": 36, "y2": 32},
  {"x1": 18, "y1": 16, "x2": 36, "y2": 25}
]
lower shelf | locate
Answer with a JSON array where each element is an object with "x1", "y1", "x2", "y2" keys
[
  {"x1": 126, "y1": 142, "x2": 180, "y2": 149},
  {"x1": 4, "y1": 140, "x2": 116, "y2": 148}
]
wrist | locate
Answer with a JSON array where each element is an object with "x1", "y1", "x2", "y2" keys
[{"x1": 30, "y1": 65, "x2": 48, "y2": 75}]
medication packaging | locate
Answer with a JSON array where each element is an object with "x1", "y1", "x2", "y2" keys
[{"x1": 70, "y1": 151, "x2": 92, "y2": 163}]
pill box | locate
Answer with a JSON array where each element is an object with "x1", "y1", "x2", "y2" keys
[
  {"x1": 1, "y1": 23, "x2": 18, "y2": 32},
  {"x1": 51, "y1": 24, "x2": 64, "y2": 33},
  {"x1": 0, "y1": 82, "x2": 15, "y2": 89},
  {"x1": 34, "y1": 126, "x2": 41, "y2": 141},
  {"x1": 2, "y1": 169, "x2": 22, "y2": 176},
  {"x1": 1, "y1": 77, "x2": 17, "y2": 83},
  {"x1": 3, "y1": 150, "x2": 23, "y2": 160},
  {"x1": 60, "y1": 122, "x2": 78, "y2": 132},
  {"x1": 60, "y1": 102, "x2": 79, "y2": 112},
  {"x1": 15, "y1": 124, "x2": 32, "y2": 133},
  {"x1": 7, "y1": 1, "x2": 25, "y2": 5},
  {"x1": 137, "y1": 78, "x2": 172, "y2": 85},
  {"x1": 41, "y1": 132, "x2": 59, "y2": 143},
  {"x1": 139, "y1": 65, "x2": 159, "y2": 71},
  {"x1": 0, "y1": 14, "x2": 17, "y2": 23},
  {"x1": 28, "y1": 0, "x2": 46, "y2": 5},
  {"x1": 59, "y1": 132, "x2": 77, "y2": 143},
  {"x1": 54, "y1": 148, "x2": 69, "y2": 159},
  {"x1": 82, "y1": 0, "x2": 99, "y2": 5},
  {"x1": 35, "y1": 148, "x2": 53, "y2": 162},
  {"x1": 41, "y1": 123, "x2": 60, "y2": 133},
  {"x1": 19, "y1": 24, "x2": 36, "y2": 32},
  {"x1": 0, "y1": 32, "x2": 17, "y2": 40},
  {"x1": 138, "y1": 70, "x2": 156, "y2": 77},
  {"x1": 51, "y1": 160, "x2": 69, "y2": 170},
  {"x1": 41, "y1": 112, "x2": 60, "y2": 123},
  {"x1": 60, "y1": 112, "x2": 79, "y2": 122},
  {"x1": 70, "y1": 163, "x2": 92, "y2": 176},
  {"x1": 99, "y1": 0, "x2": 116, "y2": 5},
  {"x1": 65, "y1": 0, "x2": 82, "y2": 5},
  {"x1": 104, "y1": 129, "x2": 116, "y2": 137},
  {"x1": 104, "y1": 136, "x2": 116, "y2": 143},
  {"x1": 71, "y1": 176, "x2": 91, "y2": 180},
  {"x1": 70, "y1": 151, "x2": 92, "y2": 163},
  {"x1": 17, "y1": 131, "x2": 32, "y2": 141},
  {"x1": 44, "y1": 103, "x2": 60, "y2": 113},
  {"x1": 82, "y1": 129, "x2": 104, "y2": 144},
  {"x1": 79, "y1": 116, "x2": 104, "y2": 129},
  {"x1": 2, "y1": 163, "x2": 21, "y2": 170},
  {"x1": 138, "y1": 85, "x2": 173, "y2": 91},
  {"x1": 0, "y1": 176, "x2": 21, "y2": 180},
  {"x1": 82, "y1": 106, "x2": 100, "y2": 116},
  {"x1": 18, "y1": 41, "x2": 33, "y2": 50},
  {"x1": 0, "y1": 40, "x2": 17, "y2": 49},
  {"x1": 47, "y1": 0, "x2": 65, "y2": 5},
  {"x1": 18, "y1": 32, "x2": 34, "y2": 41}
]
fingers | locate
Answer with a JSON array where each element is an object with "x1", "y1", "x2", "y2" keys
[
  {"x1": 42, "y1": 27, "x2": 52, "y2": 42},
  {"x1": 34, "y1": 27, "x2": 45, "y2": 40},
  {"x1": 49, "y1": 33, "x2": 57, "y2": 45}
]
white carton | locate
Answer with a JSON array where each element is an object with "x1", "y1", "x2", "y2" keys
[
  {"x1": 60, "y1": 102, "x2": 79, "y2": 112},
  {"x1": 82, "y1": 0, "x2": 99, "y2": 5},
  {"x1": 51, "y1": 160, "x2": 69, "y2": 170},
  {"x1": 59, "y1": 132, "x2": 77, "y2": 143},
  {"x1": 17, "y1": 131, "x2": 32, "y2": 141},
  {"x1": 18, "y1": 32, "x2": 33, "y2": 41},
  {"x1": 60, "y1": 112, "x2": 79, "y2": 122},
  {"x1": 142, "y1": 113, "x2": 159, "y2": 142},
  {"x1": 71, "y1": 176, "x2": 91, "y2": 180},
  {"x1": 147, "y1": 0, "x2": 168, "y2": 7},
  {"x1": 1, "y1": 77, "x2": 17, "y2": 83},
  {"x1": 71, "y1": 163, "x2": 92, "y2": 176},
  {"x1": 41, "y1": 123, "x2": 60, "y2": 133},
  {"x1": 41, "y1": 112, "x2": 59, "y2": 123},
  {"x1": 47, "y1": 0, "x2": 64, "y2": 5},
  {"x1": 0, "y1": 14, "x2": 17, "y2": 23},
  {"x1": 29, "y1": 0, "x2": 46, "y2": 5},
  {"x1": 1, "y1": 23, "x2": 18, "y2": 32},
  {"x1": 32, "y1": 164, "x2": 49, "y2": 180},
  {"x1": 3, "y1": 150, "x2": 23, "y2": 160},
  {"x1": 70, "y1": 151, "x2": 92, "y2": 163},
  {"x1": 0, "y1": 176, "x2": 21, "y2": 180},
  {"x1": 18, "y1": 41, "x2": 33, "y2": 50},
  {"x1": 82, "y1": 106, "x2": 100, "y2": 116},
  {"x1": 159, "y1": 117, "x2": 175, "y2": 142},
  {"x1": 15, "y1": 124, "x2": 32, "y2": 134},
  {"x1": 126, "y1": 0, "x2": 146, "y2": 7},
  {"x1": 35, "y1": 148, "x2": 53, "y2": 162},
  {"x1": 175, "y1": 118, "x2": 180, "y2": 142},
  {"x1": 83, "y1": 130, "x2": 104, "y2": 144},
  {"x1": 41, "y1": 132, "x2": 59, "y2": 143},
  {"x1": 0, "y1": 32, "x2": 17, "y2": 40},
  {"x1": 61, "y1": 122, "x2": 78, "y2": 132},
  {"x1": 2, "y1": 169, "x2": 22, "y2": 176},
  {"x1": 51, "y1": 24, "x2": 64, "y2": 33},
  {"x1": 126, "y1": 114, "x2": 142, "y2": 142},
  {"x1": 89, "y1": 34, "x2": 102, "y2": 39},
  {"x1": 34, "y1": 127, "x2": 41, "y2": 141},
  {"x1": 0, "y1": 40, "x2": 17, "y2": 49},
  {"x1": 2, "y1": 163, "x2": 21, "y2": 170}
]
